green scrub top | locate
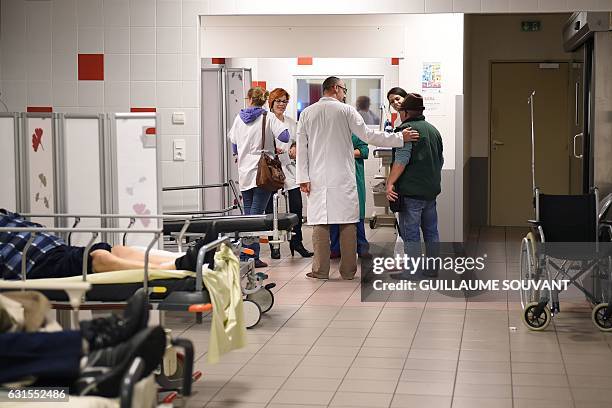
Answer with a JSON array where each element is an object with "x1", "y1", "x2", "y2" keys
[{"x1": 352, "y1": 134, "x2": 369, "y2": 219}]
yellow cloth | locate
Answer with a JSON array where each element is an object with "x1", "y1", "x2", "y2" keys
[
  {"x1": 28, "y1": 269, "x2": 195, "y2": 285},
  {"x1": 204, "y1": 244, "x2": 247, "y2": 364}
]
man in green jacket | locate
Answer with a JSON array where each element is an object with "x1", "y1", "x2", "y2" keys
[
  {"x1": 386, "y1": 93, "x2": 443, "y2": 277},
  {"x1": 330, "y1": 134, "x2": 371, "y2": 259}
]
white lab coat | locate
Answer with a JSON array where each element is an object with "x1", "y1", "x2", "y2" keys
[
  {"x1": 296, "y1": 97, "x2": 404, "y2": 225},
  {"x1": 276, "y1": 116, "x2": 299, "y2": 191},
  {"x1": 228, "y1": 112, "x2": 289, "y2": 192}
]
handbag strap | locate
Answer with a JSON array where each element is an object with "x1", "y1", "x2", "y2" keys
[
  {"x1": 261, "y1": 111, "x2": 267, "y2": 149},
  {"x1": 260, "y1": 111, "x2": 278, "y2": 156}
]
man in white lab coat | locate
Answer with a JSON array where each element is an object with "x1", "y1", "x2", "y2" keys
[{"x1": 296, "y1": 76, "x2": 419, "y2": 280}]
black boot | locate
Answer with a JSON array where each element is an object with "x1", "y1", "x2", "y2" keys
[
  {"x1": 174, "y1": 238, "x2": 207, "y2": 271},
  {"x1": 75, "y1": 326, "x2": 166, "y2": 398},
  {"x1": 290, "y1": 242, "x2": 313, "y2": 258},
  {"x1": 270, "y1": 244, "x2": 281, "y2": 259},
  {"x1": 80, "y1": 288, "x2": 149, "y2": 351}
]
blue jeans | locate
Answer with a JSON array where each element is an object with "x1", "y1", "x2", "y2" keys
[
  {"x1": 330, "y1": 219, "x2": 369, "y2": 255},
  {"x1": 398, "y1": 198, "x2": 439, "y2": 259},
  {"x1": 241, "y1": 187, "x2": 272, "y2": 260}
]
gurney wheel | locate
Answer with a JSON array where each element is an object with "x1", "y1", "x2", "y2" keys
[
  {"x1": 246, "y1": 287, "x2": 275, "y2": 314},
  {"x1": 243, "y1": 299, "x2": 262, "y2": 329},
  {"x1": 522, "y1": 301, "x2": 551, "y2": 331},
  {"x1": 592, "y1": 303, "x2": 612, "y2": 332}
]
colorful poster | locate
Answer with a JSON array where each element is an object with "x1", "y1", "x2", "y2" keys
[{"x1": 422, "y1": 62, "x2": 442, "y2": 92}]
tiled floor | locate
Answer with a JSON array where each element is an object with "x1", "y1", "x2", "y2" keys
[{"x1": 164, "y1": 226, "x2": 612, "y2": 408}]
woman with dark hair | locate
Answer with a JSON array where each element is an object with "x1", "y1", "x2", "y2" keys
[
  {"x1": 386, "y1": 87, "x2": 409, "y2": 129},
  {"x1": 264, "y1": 88, "x2": 313, "y2": 259},
  {"x1": 228, "y1": 87, "x2": 291, "y2": 268}
]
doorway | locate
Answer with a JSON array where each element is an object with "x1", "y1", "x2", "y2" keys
[{"x1": 490, "y1": 62, "x2": 571, "y2": 226}]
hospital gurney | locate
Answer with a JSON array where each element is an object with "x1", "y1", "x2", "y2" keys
[
  {"x1": 162, "y1": 193, "x2": 299, "y2": 328},
  {"x1": 0, "y1": 220, "x2": 202, "y2": 405},
  {"x1": 0, "y1": 281, "x2": 193, "y2": 408}
]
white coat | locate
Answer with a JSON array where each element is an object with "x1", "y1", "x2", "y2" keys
[
  {"x1": 296, "y1": 97, "x2": 404, "y2": 225},
  {"x1": 276, "y1": 116, "x2": 299, "y2": 191},
  {"x1": 228, "y1": 111, "x2": 289, "y2": 192}
]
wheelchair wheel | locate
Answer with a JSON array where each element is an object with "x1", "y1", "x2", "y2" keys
[
  {"x1": 522, "y1": 301, "x2": 551, "y2": 331},
  {"x1": 246, "y1": 287, "x2": 274, "y2": 314},
  {"x1": 592, "y1": 303, "x2": 612, "y2": 332},
  {"x1": 519, "y1": 233, "x2": 539, "y2": 309},
  {"x1": 243, "y1": 299, "x2": 262, "y2": 329}
]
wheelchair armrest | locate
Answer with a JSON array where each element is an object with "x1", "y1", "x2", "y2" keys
[{"x1": 527, "y1": 219, "x2": 541, "y2": 225}]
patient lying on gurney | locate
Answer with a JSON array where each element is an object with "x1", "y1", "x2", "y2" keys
[{"x1": 0, "y1": 209, "x2": 204, "y2": 280}]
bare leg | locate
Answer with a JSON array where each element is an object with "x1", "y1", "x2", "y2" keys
[
  {"x1": 110, "y1": 245, "x2": 180, "y2": 264},
  {"x1": 90, "y1": 249, "x2": 177, "y2": 273}
]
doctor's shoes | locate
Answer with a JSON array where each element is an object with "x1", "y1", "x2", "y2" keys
[
  {"x1": 174, "y1": 237, "x2": 208, "y2": 271},
  {"x1": 80, "y1": 288, "x2": 149, "y2": 351},
  {"x1": 75, "y1": 326, "x2": 166, "y2": 398}
]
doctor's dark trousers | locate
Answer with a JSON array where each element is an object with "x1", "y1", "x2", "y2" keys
[{"x1": 0, "y1": 330, "x2": 82, "y2": 384}]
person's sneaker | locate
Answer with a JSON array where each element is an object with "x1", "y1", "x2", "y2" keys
[
  {"x1": 80, "y1": 288, "x2": 149, "y2": 351},
  {"x1": 75, "y1": 326, "x2": 166, "y2": 398},
  {"x1": 254, "y1": 259, "x2": 268, "y2": 268}
]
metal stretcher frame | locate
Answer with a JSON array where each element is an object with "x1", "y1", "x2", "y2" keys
[{"x1": 0, "y1": 280, "x2": 196, "y2": 407}]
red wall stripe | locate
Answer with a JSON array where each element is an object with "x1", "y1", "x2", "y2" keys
[
  {"x1": 212, "y1": 58, "x2": 226, "y2": 64},
  {"x1": 391, "y1": 58, "x2": 400, "y2": 66},
  {"x1": 297, "y1": 56, "x2": 313, "y2": 65},
  {"x1": 130, "y1": 107, "x2": 157, "y2": 112},
  {"x1": 78, "y1": 54, "x2": 104, "y2": 81},
  {"x1": 27, "y1": 106, "x2": 53, "y2": 113},
  {"x1": 251, "y1": 81, "x2": 266, "y2": 89}
]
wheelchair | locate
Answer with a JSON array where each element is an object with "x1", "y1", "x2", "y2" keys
[{"x1": 519, "y1": 188, "x2": 612, "y2": 331}]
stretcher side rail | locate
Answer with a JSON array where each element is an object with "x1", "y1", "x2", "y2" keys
[
  {"x1": 162, "y1": 180, "x2": 244, "y2": 215},
  {"x1": 21, "y1": 213, "x2": 185, "y2": 246}
]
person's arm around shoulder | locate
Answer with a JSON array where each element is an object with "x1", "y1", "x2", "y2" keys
[{"x1": 346, "y1": 105, "x2": 419, "y2": 147}]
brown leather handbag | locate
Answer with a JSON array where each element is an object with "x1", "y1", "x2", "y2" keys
[{"x1": 256, "y1": 112, "x2": 286, "y2": 192}]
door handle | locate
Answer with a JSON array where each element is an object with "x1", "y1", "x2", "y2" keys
[
  {"x1": 492, "y1": 140, "x2": 505, "y2": 146},
  {"x1": 573, "y1": 132, "x2": 584, "y2": 159}
]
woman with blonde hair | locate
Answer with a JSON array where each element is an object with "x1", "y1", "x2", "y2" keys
[
  {"x1": 264, "y1": 88, "x2": 313, "y2": 259},
  {"x1": 228, "y1": 87, "x2": 291, "y2": 267}
]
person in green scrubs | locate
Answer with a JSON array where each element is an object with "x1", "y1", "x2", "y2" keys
[{"x1": 330, "y1": 134, "x2": 371, "y2": 259}]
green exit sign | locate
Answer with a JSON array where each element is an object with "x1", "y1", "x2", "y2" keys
[{"x1": 522, "y1": 21, "x2": 541, "y2": 32}]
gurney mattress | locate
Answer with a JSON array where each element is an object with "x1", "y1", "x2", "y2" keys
[{"x1": 163, "y1": 213, "x2": 298, "y2": 234}]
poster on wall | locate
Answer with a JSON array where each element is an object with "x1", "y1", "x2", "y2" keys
[
  {"x1": 421, "y1": 62, "x2": 443, "y2": 113},
  {"x1": 27, "y1": 117, "x2": 55, "y2": 226}
]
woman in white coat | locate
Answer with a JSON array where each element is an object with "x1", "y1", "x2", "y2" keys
[
  {"x1": 228, "y1": 87, "x2": 290, "y2": 268},
  {"x1": 264, "y1": 88, "x2": 313, "y2": 259}
]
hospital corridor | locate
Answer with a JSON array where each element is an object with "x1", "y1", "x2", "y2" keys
[{"x1": 0, "y1": 1, "x2": 612, "y2": 407}]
